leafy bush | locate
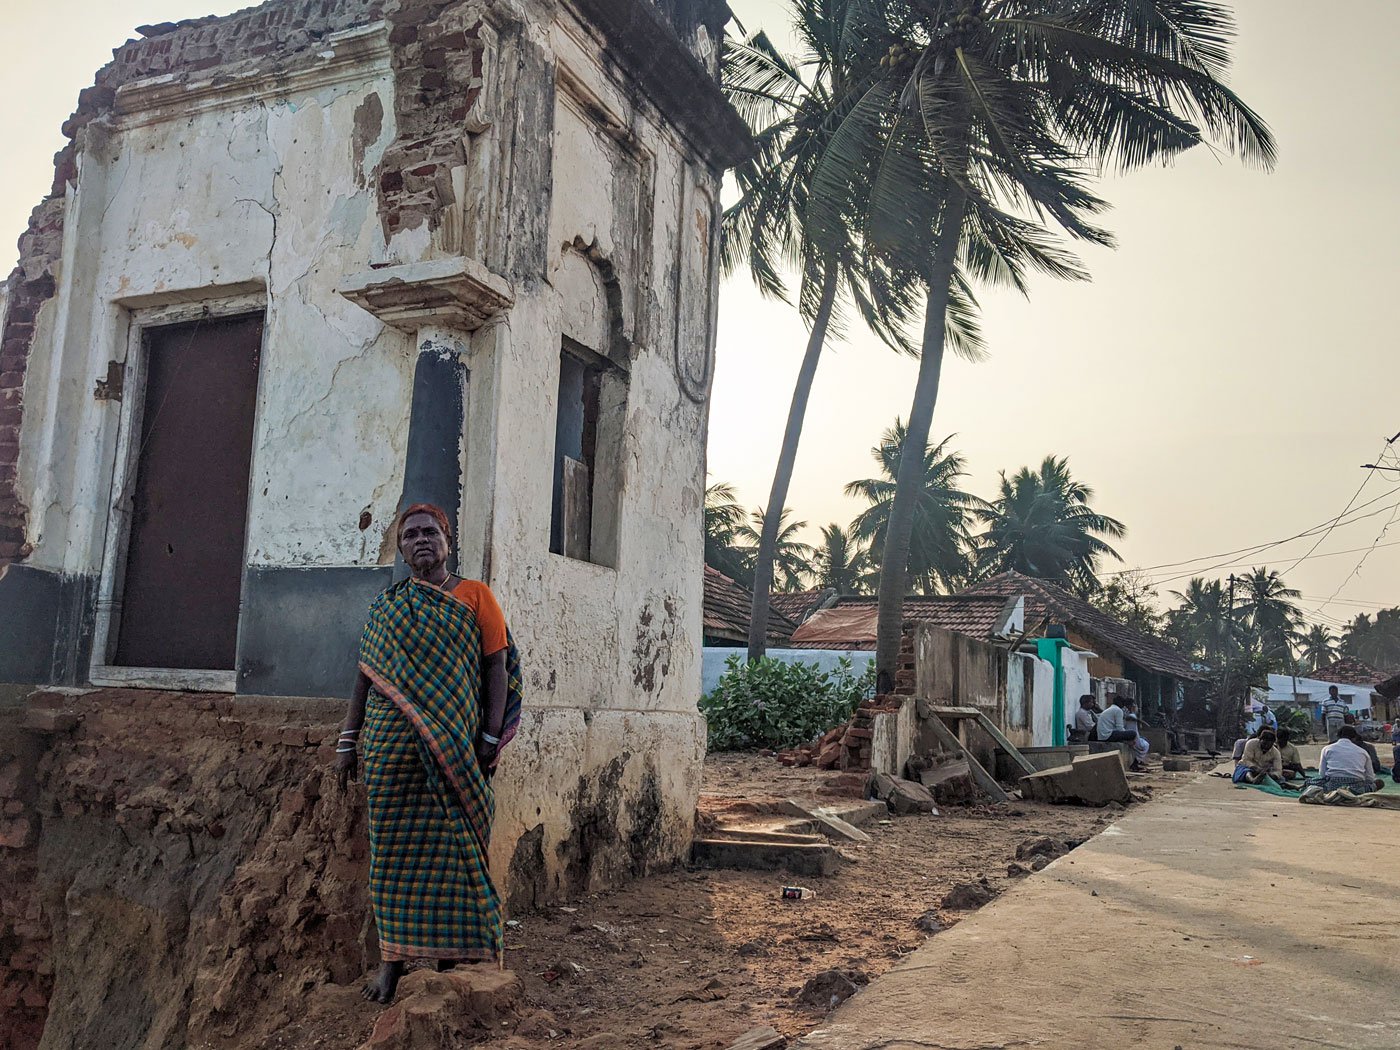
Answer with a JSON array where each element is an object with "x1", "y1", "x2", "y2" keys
[
  {"x1": 700, "y1": 655, "x2": 875, "y2": 753},
  {"x1": 1274, "y1": 705, "x2": 1314, "y2": 743}
]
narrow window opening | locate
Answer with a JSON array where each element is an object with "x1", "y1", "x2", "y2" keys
[{"x1": 550, "y1": 338, "x2": 623, "y2": 564}]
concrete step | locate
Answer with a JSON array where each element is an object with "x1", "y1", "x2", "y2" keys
[{"x1": 691, "y1": 836, "x2": 842, "y2": 877}]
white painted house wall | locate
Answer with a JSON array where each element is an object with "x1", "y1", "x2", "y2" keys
[{"x1": 1265, "y1": 673, "x2": 1376, "y2": 715}]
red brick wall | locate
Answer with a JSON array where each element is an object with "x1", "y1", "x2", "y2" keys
[
  {"x1": 0, "y1": 199, "x2": 64, "y2": 565},
  {"x1": 376, "y1": 2, "x2": 485, "y2": 239}
]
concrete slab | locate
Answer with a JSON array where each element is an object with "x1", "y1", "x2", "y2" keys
[
  {"x1": 780, "y1": 800, "x2": 871, "y2": 843},
  {"x1": 793, "y1": 778, "x2": 1400, "y2": 1049},
  {"x1": 818, "y1": 799, "x2": 887, "y2": 827},
  {"x1": 1020, "y1": 751, "x2": 1131, "y2": 806},
  {"x1": 691, "y1": 837, "x2": 842, "y2": 878}
]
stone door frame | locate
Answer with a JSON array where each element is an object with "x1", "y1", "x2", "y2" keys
[{"x1": 89, "y1": 291, "x2": 269, "y2": 693}]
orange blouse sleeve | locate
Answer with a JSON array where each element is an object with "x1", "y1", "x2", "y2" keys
[{"x1": 456, "y1": 580, "x2": 508, "y2": 656}]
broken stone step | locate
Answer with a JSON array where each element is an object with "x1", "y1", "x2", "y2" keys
[
  {"x1": 725, "y1": 1026, "x2": 785, "y2": 1050},
  {"x1": 815, "y1": 799, "x2": 887, "y2": 827},
  {"x1": 706, "y1": 827, "x2": 827, "y2": 847},
  {"x1": 779, "y1": 799, "x2": 871, "y2": 843},
  {"x1": 691, "y1": 837, "x2": 842, "y2": 877}
]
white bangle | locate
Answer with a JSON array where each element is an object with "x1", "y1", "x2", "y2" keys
[
  {"x1": 339, "y1": 730, "x2": 360, "y2": 738},
  {"x1": 336, "y1": 746, "x2": 356, "y2": 754},
  {"x1": 482, "y1": 733, "x2": 500, "y2": 745}
]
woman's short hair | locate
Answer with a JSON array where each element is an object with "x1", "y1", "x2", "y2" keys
[{"x1": 397, "y1": 503, "x2": 453, "y2": 544}]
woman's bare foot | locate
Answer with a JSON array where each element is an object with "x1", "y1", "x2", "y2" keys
[{"x1": 362, "y1": 961, "x2": 404, "y2": 1004}]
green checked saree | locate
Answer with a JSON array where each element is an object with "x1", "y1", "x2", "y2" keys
[{"x1": 358, "y1": 577, "x2": 523, "y2": 963}]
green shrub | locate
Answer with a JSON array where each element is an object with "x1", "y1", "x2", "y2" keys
[
  {"x1": 1275, "y1": 705, "x2": 1314, "y2": 742},
  {"x1": 700, "y1": 655, "x2": 875, "y2": 752}
]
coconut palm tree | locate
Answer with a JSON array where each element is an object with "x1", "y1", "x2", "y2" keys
[
  {"x1": 1296, "y1": 624, "x2": 1336, "y2": 673},
  {"x1": 1166, "y1": 577, "x2": 1232, "y2": 666},
  {"x1": 973, "y1": 456, "x2": 1125, "y2": 592},
  {"x1": 811, "y1": 523, "x2": 876, "y2": 594},
  {"x1": 1340, "y1": 608, "x2": 1400, "y2": 670},
  {"x1": 736, "y1": 506, "x2": 819, "y2": 592},
  {"x1": 806, "y1": 0, "x2": 1276, "y2": 689},
  {"x1": 1235, "y1": 567, "x2": 1301, "y2": 666},
  {"x1": 704, "y1": 482, "x2": 750, "y2": 583},
  {"x1": 846, "y1": 419, "x2": 981, "y2": 593},
  {"x1": 724, "y1": 4, "x2": 983, "y2": 661}
]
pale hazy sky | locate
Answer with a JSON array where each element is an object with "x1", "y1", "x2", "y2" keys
[{"x1": 3, "y1": 1, "x2": 1398, "y2": 633}]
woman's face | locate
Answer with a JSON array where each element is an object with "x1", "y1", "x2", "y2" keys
[{"x1": 399, "y1": 512, "x2": 449, "y2": 576}]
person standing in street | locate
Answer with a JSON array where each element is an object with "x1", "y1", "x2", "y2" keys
[
  {"x1": 1323, "y1": 686, "x2": 1347, "y2": 743},
  {"x1": 336, "y1": 504, "x2": 524, "y2": 1004}
]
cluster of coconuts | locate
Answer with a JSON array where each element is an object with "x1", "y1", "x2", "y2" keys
[
  {"x1": 946, "y1": 9, "x2": 984, "y2": 44},
  {"x1": 879, "y1": 41, "x2": 917, "y2": 71}
]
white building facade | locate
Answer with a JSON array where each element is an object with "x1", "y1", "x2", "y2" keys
[{"x1": 0, "y1": 0, "x2": 747, "y2": 898}]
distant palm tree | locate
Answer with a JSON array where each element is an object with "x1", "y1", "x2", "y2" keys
[
  {"x1": 1296, "y1": 624, "x2": 1336, "y2": 673},
  {"x1": 1340, "y1": 608, "x2": 1400, "y2": 671},
  {"x1": 1167, "y1": 577, "x2": 1232, "y2": 666},
  {"x1": 737, "y1": 507, "x2": 817, "y2": 593},
  {"x1": 811, "y1": 523, "x2": 876, "y2": 595},
  {"x1": 1235, "y1": 567, "x2": 1301, "y2": 665},
  {"x1": 974, "y1": 456, "x2": 1124, "y2": 592},
  {"x1": 704, "y1": 482, "x2": 750, "y2": 583},
  {"x1": 846, "y1": 420, "x2": 982, "y2": 594}
]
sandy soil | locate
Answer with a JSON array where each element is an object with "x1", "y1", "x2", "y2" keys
[{"x1": 274, "y1": 755, "x2": 1178, "y2": 1050}]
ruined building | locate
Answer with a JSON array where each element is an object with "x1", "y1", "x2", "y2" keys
[{"x1": 0, "y1": 1, "x2": 747, "y2": 1045}]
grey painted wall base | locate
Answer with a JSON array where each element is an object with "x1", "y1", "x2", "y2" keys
[
  {"x1": 1, "y1": 563, "x2": 392, "y2": 699},
  {"x1": 0, "y1": 565, "x2": 96, "y2": 687},
  {"x1": 237, "y1": 565, "x2": 393, "y2": 698}
]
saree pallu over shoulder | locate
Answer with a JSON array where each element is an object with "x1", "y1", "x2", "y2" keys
[{"x1": 358, "y1": 577, "x2": 524, "y2": 962}]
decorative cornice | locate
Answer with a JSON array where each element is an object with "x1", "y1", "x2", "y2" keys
[
  {"x1": 338, "y1": 256, "x2": 514, "y2": 333},
  {"x1": 565, "y1": 0, "x2": 752, "y2": 170}
]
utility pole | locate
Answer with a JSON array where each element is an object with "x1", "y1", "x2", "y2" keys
[{"x1": 1219, "y1": 573, "x2": 1238, "y2": 739}]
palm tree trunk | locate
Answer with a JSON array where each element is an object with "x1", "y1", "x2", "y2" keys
[
  {"x1": 874, "y1": 189, "x2": 968, "y2": 693},
  {"x1": 746, "y1": 268, "x2": 841, "y2": 661}
]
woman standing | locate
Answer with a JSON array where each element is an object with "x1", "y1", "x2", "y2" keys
[{"x1": 336, "y1": 504, "x2": 522, "y2": 1003}]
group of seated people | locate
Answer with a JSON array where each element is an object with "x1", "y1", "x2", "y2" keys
[
  {"x1": 1232, "y1": 723, "x2": 1391, "y2": 794},
  {"x1": 1071, "y1": 694, "x2": 1149, "y2": 772}
]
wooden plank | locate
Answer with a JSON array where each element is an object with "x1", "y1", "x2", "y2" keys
[
  {"x1": 561, "y1": 456, "x2": 592, "y2": 561},
  {"x1": 973, "y1": 711, "x2": 1037, "y2": 777},
  {"x1": 929, "y1": 705, "x2": 982, "y2": 718},
  {"x1": 923, "y1": 715, "x2": 1009, "y2": 802}
]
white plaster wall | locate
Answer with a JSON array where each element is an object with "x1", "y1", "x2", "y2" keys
[
  {"x1": 1029, "y1": 654, "x2": 1057, "y2": 748},
  {"x1": 1062, "y1": 650, "x2": 1092, "y2": 742},
  {"x1": 19, "y1": 43, "x2": 410, "y2": 577}
]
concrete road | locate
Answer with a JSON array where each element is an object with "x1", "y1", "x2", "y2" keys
[{"x1": 795, "y1": 777, "x2": 1400, "y2": 1050}]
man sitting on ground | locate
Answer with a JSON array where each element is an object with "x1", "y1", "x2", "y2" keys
[
  {"x1": 1318, "y1": 726, "x2": 1384, "y2": 794},
  {"x1": 1072, "y1": 695, "x2": 1099, "y2": 743},
  {"x1": 1275, "y1": 727, "x2": 1306, "y2": 781},
  {"x1": 1124, "y1": 713, "x2": 1151, "y2": 770},
  {"x1": 1232, "y1": 727, "x2": 1258, "y2": 763},
  {"x1": 1233, "y1": 728, "x2": 1285, "y2": 786}
]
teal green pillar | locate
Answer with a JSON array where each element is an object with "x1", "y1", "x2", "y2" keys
[{"x1": 1037, "y1": 637, "x2": 1072, "y2": 747}]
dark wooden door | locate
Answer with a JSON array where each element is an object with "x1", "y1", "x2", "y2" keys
[{"x1": 114, "y1": 314, "x2": 263, "y2": 670}]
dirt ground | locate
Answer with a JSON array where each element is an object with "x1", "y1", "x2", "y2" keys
[{"x1": 275, "y1": 755, "x2": 1181, "y2": 1050}]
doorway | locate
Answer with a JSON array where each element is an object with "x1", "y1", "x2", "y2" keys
[{"x1": 109, "y1": 313, "x2": 264, "y2": 673}]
